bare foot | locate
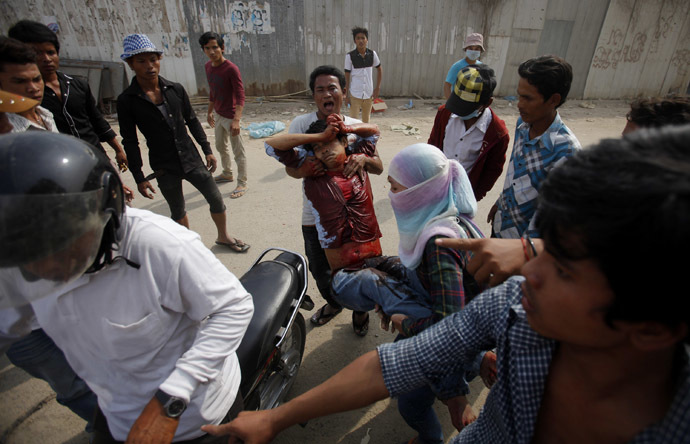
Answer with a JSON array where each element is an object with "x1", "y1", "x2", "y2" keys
[
  {"x1": 445, "y1": 395, "x2": 477, "y2": 432},
  {"x1": 462, "y1": 399, "x2": 477, "y2": 426}
]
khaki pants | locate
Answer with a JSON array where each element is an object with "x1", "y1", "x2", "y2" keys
[
  {"x1": 214, "y1": 112, "x2": 247, "y2": 186},
  {"x1": 349, "y1": 96, "x2": 374, "y2": 123}
]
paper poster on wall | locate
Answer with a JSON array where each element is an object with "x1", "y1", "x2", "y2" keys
[
  {"x1": 42, "y1": 16, "x2": 59, "y2": 33},
  {"x1": 229, "y1": 1, "x2": 275, "y2": 34}
]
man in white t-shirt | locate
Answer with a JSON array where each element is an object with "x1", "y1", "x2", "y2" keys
[
  {"x1": 344, "y1": 27, "x2": 382, "y2": 123},
  {"x1": 264, "y1": 65, "x2": 382, "y2": 332}
]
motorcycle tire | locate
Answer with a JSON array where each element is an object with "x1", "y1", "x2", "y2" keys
[{"x1": 257, "y1": 311, "x2": 307, "y2": 410}]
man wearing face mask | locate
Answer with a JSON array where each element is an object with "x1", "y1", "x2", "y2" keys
[
  {"x1": 428, "y1": 65, "x2": 509, "y2": 201},
  {"x1": 443, "y1": 33, "x2": 484, "y2": 99}
]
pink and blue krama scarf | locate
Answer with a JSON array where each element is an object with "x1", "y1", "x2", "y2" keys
[{"x1": 388, "y1": 143, "x2": 477, "y2": 269}]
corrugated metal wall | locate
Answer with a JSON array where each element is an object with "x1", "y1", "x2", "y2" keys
[{"x1": 1, "y1": 0, "x2": 688, "y2": 99}]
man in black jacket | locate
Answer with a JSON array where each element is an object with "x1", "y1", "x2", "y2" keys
[
  {"x1": 8, "y1": 20, "x2": 128, "y2": 169},
  {"x1": 117, "y1": 34, "x2": 249, "y2": 252}
]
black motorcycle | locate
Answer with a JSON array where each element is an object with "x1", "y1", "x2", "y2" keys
[{"x1": 236, "y1": 248, "x2": 313, "y2": 411}]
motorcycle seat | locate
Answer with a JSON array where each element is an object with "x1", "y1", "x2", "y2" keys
[{"x1": 236, "y1": 259, "x2": 300, "y2": 381}]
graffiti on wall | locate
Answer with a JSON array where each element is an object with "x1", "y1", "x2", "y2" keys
[
  {"x1": 591, "y1": 28, "x2": 647, "y2": 70},
  {"x1": 229, "y1": 1, "x2": 275, "y2": 34},
  {"x1": 161, "y1": 35, "x2": 190, "y2": 58}
]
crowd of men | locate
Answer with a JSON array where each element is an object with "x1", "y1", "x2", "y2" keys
[{"x1": 1, "y1": 20, "x2": 690, "y2": 444}]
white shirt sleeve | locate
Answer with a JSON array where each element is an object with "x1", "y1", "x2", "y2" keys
[
  {"x1": 157, "y1": 233, "x2": 254, "y2": 402},
  {"x1": 344, "y1": 53, "x2": 353, "y2": 72},
  {"x1": 373, "y1": 50, "x2": 381, "y2": 67}
]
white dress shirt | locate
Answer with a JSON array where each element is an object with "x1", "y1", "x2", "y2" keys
[
  {"x1": 442, "y1": 108, "x2": 492, "y2": 173},
  {"x1": 30, "y1": 208, "x2": 253, "y2": 440}
]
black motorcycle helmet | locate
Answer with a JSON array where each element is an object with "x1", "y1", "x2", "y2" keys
[{"x1": 0, "y1": 132, "x2": 125, "y2": 307}]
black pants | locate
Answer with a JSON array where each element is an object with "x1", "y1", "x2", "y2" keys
[
  {"x1": 92, "y1": 392, "x2": 244, "y2": 444},
  {"x1": 301, "y1": 225, "x2": 340, "y2": 309}
]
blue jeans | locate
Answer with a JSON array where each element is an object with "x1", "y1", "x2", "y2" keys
[
  {"x1": 331, "y1": 257, "x2": 432, "y2": 320},
  {"x1": 398, "y1": 385, "x2": 444, "y2": 444},
  {"x1": 302, "y1": 225, "x2": 340, "y2": 309},
  {"x1": 6, "y1": 328, "x2": 97, "y2": 431}
]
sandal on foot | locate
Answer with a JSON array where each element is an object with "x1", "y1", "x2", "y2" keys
[
  {"x1": 310, "y1": 304, "x2": 343, "y2": 326},
  {"x1": 215, "y1": 239, "x2": 250, "y2": 253},
  {"x1": 229, "y1": 186, "x2": 248, "y2": 199},
  {"x1": 352, "y1": 311, "x2": 369, "y2": 337}
]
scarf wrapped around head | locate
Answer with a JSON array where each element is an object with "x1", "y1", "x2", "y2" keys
[{"x1": 388, "y1": 143, "x2": 477, "y2": 269}]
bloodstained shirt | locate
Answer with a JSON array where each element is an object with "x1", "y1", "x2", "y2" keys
[{"x1": 304, "y1": 135, "x2": 381, "y2": 248}]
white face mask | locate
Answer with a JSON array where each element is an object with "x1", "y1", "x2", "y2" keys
[{"x1": 466, "y1": 49, "x2": 481, "y2": 61}]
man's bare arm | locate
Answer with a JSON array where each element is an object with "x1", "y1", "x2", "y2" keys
[
  {"x1": 202, "y1": 350, "x2": 389, "y2": 444},
  {"x1": 266, "y1": 130, "x2": 334, "y2": 152}
]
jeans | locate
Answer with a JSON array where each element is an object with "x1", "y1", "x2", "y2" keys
[
  {"x1": 6, "y1": 329, "x2": 97, "y2": 431},
  {"x1": 301, "y1": 225, "x2": 340, "y2": 309},
  {"x1": 330, "y1": 258, "x2": 432, "y2": 320},
  {"x1": 398, "y1": 385, "x2": 444, "y2": 444}
]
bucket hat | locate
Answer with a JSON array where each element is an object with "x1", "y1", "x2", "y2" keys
[
  {"x1": 120, "y1": 34, "x2": 163, "y2": 60},
  {"x1": 463, "y1": 33, "x2": 484, "y2": 51}
]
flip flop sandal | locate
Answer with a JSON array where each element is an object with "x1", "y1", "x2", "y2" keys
[
  {"x1": 310, "y1": 304, "x2": 343, "y2": 326},
  {"x1": 229, "y1": 187, "x2": 248, "y2": 199},
  {"x1": 352, "y1": 311, "x2": 369, "y2": 337},
  {"x1": 215, "y1": 239, "x2": 250, "y2": 253}
]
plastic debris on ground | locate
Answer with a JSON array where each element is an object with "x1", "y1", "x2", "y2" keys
[
  {"x1": 372, "y1": 98, "x2": 387, "y2": 112},
  {"x1": 391, "y1": 123, "x2": 420, "y2": 136},
  {"x1": 360, "y1": 428, "x2": 371, "y2": 444},
  {"x1": 397, "y1": 99, "x2": 414, "y2": 110},
  {"x1": 246, "y1": 121, "x2": 286, "y2": 138}
]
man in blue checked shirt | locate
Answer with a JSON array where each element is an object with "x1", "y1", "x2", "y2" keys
[
  {"x1": 203, "y1": 125, "x2": 690, "y2": 444},
  {"x1": 489, "y1": 55, "x2": 581, "y2": 239}
]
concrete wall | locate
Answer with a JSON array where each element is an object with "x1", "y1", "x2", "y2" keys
[
  {"x1": 583, "y1": 0, "x2": 690, "y2": 98},
  {"x1": 1, "y1": 0, "x2": 688, "y2": 99}
]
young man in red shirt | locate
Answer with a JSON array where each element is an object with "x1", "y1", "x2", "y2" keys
[{"x1": 200, "y1": 32, "x2": 248, "y2": 199}]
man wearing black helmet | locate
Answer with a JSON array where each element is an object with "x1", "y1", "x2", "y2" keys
[{"x1": 0, "y1": 132, "x2": 254, "y2": 443}]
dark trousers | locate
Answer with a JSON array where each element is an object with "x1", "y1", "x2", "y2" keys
[
  {"x1": 92, "y1": 392, "x2": 244, "y2": 444},
  {"x1": 301, "y1": 225, "x2": 340, "y2": 309}
]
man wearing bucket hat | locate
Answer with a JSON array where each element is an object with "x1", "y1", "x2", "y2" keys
[
  {"x1": 117, "y1": 34, "x2": 250, "y2": 252},
  {"x1": 428, "y1": 65, "x2": 509, "y2": 201},
  {"x1": 443, "y1": 33, "x2": 484, "y2": 99}
]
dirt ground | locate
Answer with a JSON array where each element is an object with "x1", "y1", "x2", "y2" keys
[{"x1": 0, "y1": 96, "x2": 630, "y2": 444}]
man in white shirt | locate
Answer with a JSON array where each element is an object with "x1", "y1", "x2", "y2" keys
[
  {"x1": 0, "y1": 131, "x2": 253, "y2": 443},
  {"x1": 428, "y1": 65, "x2": 510, "y2": 201},
  {"x1": 344, "y1": 27, "x2": 382, "y2": 123},
  {"x1": 264, "y1": 65, "x2": 382, "y2": 333}
]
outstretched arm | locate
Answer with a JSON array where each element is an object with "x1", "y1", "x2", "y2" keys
[
  {"x1": 202, "y1": 350, "x2": 388, "y2": 444},
  {"x1": 265, "y1": 125, "x2": 337, "y2": 152}
]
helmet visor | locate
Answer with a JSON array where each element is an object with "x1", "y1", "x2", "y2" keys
[{"x1": 0, "y1": 190, "x2": 108, "y2": 308}]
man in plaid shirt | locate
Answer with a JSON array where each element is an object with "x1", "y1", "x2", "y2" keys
[
  {"x1": 490, "y1": 55, "x2": 581, "y2": 239},
  {"x1": 205, "y1": 125, "x2": 690, "y2": 444}
]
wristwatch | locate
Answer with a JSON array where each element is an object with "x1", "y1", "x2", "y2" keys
[{"x1": 154, "y1": 389, "x2": 187, "y2": 418}]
